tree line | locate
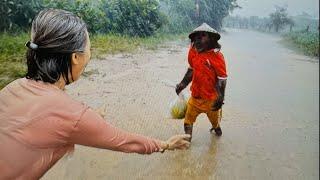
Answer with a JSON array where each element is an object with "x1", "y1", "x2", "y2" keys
[
  {"x1": 223, "y1": 6, "x2": 319, "y2": 33},
  {"x1": 0, "y1": 0, "x2": 239, "y2": 37}
]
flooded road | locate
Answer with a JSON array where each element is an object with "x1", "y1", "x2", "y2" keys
[{"x1": 43, "y1": 29, "x2": 319, "y2": 180}]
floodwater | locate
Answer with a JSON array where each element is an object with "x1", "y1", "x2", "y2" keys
[{"x1": 43, "y1": 29, "x2": 319, "y2": 180}]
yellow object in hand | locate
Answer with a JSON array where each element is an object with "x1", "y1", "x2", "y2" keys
[{"x1": 170, "y1": 94, "x2": 187, "y2": 119}]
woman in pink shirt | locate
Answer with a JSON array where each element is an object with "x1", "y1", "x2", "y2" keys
[{"x1": 0, "y1": 9, "x2": 190, "y2": 179}]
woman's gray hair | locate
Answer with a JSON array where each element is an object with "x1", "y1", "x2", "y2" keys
[
  {"x1": 30, "y1": 9, "x2": 87, "y2": 53},
  {"x1": 26, "y1": 9, "x2": 88, "y2": 84}
]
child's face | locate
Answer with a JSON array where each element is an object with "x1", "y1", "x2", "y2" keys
[
  {"x1": 194, "y1": 32, "x2": 210, "y2": 52},
  {"x1": 198, "y1": 32, "x2": 210, "y2": 44}
]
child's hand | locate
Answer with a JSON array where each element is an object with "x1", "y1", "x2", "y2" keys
[
  {"x1": 175, "y1": 83, "x2": 186, "y2": 95},
  {"x1": 160, "y1": 134, "x2": 191, "y2": 152},
  {"x1": 211, "y1": 97, "x2": 224, "y2": 111}
]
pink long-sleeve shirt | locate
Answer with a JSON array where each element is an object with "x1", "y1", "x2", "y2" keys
[{"x1": 0, "y1": 78, "x2": 161, "y2": 179}]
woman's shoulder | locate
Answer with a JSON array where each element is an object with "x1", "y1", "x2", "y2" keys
[
  {"x1": 22, "y1": 78, "x2": 87, "y2": 112},
  {"x1": 45, "y1": 88, "x2": 87, "y2": 112},
  {"x1": 2, "y1": 77, "x2": 88, "y2": 115}
]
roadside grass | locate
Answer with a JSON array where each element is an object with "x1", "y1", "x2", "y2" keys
[
  {"x1": 90, "y1": 33, "x2": 187, "y2": 59},
  {"x1": 0, "y1": 32, "x2": 187, "y2": 89},
  {"x1": 0, "y1": 33, "x2": 29, "y2": 89},
  {"x1": 282, "y1": 31, "x2": 319, "y2": 57}
]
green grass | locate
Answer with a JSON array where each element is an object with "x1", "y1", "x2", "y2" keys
[
  {"x1": 0, "y1": 32, "x2": 186, "y2": 89},
  {"x1": 283, "y1": 31, "x2": 319, "y2": 57},
  {"x1": 90, "y1": 33, "x2": 186, "y2": 59},
  {"x1": 0, "y1": 33, "x2": 29, "y2": 89}
]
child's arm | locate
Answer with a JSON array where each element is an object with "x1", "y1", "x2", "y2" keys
[
  {"x1": 212, "y1": 78, "x2": 227, "y2": 110},
  {"x1": 212, "y1": 52, "x2": 228, "y2": 110},
  {"x1": 176, "y1": 68, "x2": 193, "y2": 95}
]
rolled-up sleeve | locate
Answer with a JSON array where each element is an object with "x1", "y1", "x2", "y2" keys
[
  {"x1": 188, "y1": 47, "x2": 196, "y2": 68},
  {"x1": 68, "y1": 108, "x2": 161, "y2": 154},
  {"x1": 213, "y1": 52, "x2": 228, "y2": 80}
]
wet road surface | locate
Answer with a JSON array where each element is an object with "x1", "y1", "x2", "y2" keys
[{"x1": 43, "y1": 29, "x2": 319, "y2": 180}]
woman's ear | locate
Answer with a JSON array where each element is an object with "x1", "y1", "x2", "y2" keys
[{"x1": 71, "y1": 53, "x2": 80, "y2": 65}]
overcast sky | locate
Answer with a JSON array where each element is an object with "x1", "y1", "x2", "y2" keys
[{"x1": 231, "y1": 0, "x2": 319, "y2": 18}]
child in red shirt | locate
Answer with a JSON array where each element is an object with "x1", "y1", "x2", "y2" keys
[{"x1": 176, "y1": 23, "x2": 228, "y2": 142}]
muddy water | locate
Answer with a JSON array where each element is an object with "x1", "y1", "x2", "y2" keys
[{"x1": 43, "y1": 29, "x2": 319, "y2": 180}]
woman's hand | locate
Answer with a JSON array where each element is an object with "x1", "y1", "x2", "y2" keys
[{"x1": 160, "y1": 134, "x2": 191, "y2": 152}]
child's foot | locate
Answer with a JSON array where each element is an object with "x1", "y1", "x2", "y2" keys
[{"x1": 210, "y1": 127, "x2": 222, "y2": 136}]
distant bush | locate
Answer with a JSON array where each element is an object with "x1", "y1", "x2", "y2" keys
[
  {"x1": 283, "y1": 31, "x2": 319, "y2": 57},
  {"x1": 104, "y1": 0, "x2": 165, "y2": 37},
  {"x1": 43, "y1": 0, "x2": 107, "y2": 33},
  {"x1": 0, "y1": 0, "x2": 42, "y2": 32}
]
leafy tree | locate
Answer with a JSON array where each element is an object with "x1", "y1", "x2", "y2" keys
[
  {"x1": 269, "y1": 6, "x2": 293, "y2": 32},
  {"x1": 197, "y1": 0, "x2": 239, "y2": 31},
  {"x1": 159, "y1": 0, "x2": 196, "y2": 33},
  {"x1": 161, "y1": 0, "x2": 239, "y2": 33}
]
